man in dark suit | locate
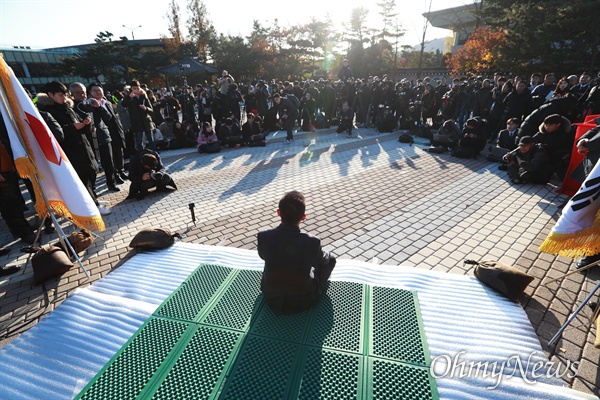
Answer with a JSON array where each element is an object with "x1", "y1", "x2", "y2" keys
[
  {"x1": 89, "y1": 83, "x2": 128, "y2": 183},
  {"x1": 257, "y1": 191, "x2": 336, "y2": 315},
  {"x1": 272, "y1": 93, "x2": 299, "y2": 143}
]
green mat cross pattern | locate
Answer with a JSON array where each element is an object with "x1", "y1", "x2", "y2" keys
[{"x1": 77, "y1": 264, "x2": 438, "y2": 399}]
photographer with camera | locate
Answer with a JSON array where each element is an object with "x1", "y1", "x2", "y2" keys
[
  {"x1": 72, "y1": 82, "x2": 120, "y2": 193},
  {"x1": 122, "y1": 80, "x2": 155, "y2": 152},
  {"x1": 126, "y1": 149, "x2": 177, "y2": 200},
  {"x1": 336, "y1": 101, "x2": 354, "y2": 137},
  {"x1": 272, "y1": 93, "x2": 299, "y2": 143}
]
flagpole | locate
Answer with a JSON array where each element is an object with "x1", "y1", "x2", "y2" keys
[
  {"x1": 548, "y1": 281, "x2": 600, "y2": 346},
  {"x1": 542, "y1": 259, "x2": 600, "y2": 285},
  {"x1": 31, "y1": 172, "x2": 90, "y2": 279}
]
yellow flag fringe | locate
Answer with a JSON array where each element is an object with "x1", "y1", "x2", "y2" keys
[
  {"x1": 13, "y1": 156, "x2": 37, "y2": 180},
  {"x1": 539, "y1": 212, "x2": 600, "y2": 259},
  {"x1": 47, "y1": 201, "x2": 105, "y2": 232}
]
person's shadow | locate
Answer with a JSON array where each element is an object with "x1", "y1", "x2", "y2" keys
[{"x1": 220, "y1": 290, "x2": 334, "y2": 398}]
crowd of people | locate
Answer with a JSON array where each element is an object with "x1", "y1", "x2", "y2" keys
[{"x1": 1, "y1": 61, "x2": 600, "y2": 247}]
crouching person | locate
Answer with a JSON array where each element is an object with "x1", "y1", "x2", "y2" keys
[
  {"x1": 503, "y1": 136, "x2": 552, "y2": 184},
  {"x1": 126, "y1": 149, "x2": 177, "y2": 200},
  {"x1": 431, "y1": 119, "x2": 461, "y2": 151},
  {"x1": 258, "y1": 191, "x2": 336, "y2": 315}
]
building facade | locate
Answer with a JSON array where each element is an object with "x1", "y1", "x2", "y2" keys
[{"x1": 1, "y1": 39, "x2": 167, "y2": 94}]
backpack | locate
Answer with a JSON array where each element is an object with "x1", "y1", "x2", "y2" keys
[
  {"x1": 315, "y1": 112, "x2": 328, "y2": 129},
  {"x1": 398, "y1": 134, "x2": 414, "y2": 146},
  {"x1": 286, "y1": 94, "x2": 301, "y2": 110}
]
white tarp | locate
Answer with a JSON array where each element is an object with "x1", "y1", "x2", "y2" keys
[{"x1": 0, "y1": 243, "x2": 595, "y2": 400}]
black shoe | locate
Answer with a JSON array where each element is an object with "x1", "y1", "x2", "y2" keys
[
  {"x1": 576, "y1": 253, "x2": 600, "y2": 269},
  {"x1": 107, "y1": 185, "x2": 121, "y2": 192},
  {"x1": 21, "y1": 233, "x2": 36, "y2": 245},
  {"x1": 498, "y1": 164, "x2": 508, "y2": 171},
  {"x1": 44, "y1": 225, "x2": 55, "y2": 234},
  {"x1": 0, "y1": 266, "x2": 21, "y2": 277},
  {"x1": 114, "y1": 175, "x2": 125, "y2": 185}
]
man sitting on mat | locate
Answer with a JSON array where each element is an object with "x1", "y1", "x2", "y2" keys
[{"x1": 257, "y1": 191, "x2": 336, "y2": 315}]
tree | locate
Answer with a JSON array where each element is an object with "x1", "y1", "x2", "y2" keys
[
  {"x1": 345, "y1": 7, "x2": 371, "y2": 46},
  {"x1": 186, "y1": 0, "x2": 216, "y2": 62},
  {"x1": 59, "y1": 32, "x2": 143, "y2": 86},
  {"x1": 376, "y1": 0, "x2": 398, "y2": 43},
  {"x1": 164, "y1": 0, "x2": 185, "y2": 58},
  {"x1": 446, "y1": 27, "x2": 505, "y2": 75},
  {"x1": 212, "y1": 34, "x2": 256, "y2": 82},
  {"x1": 306, "y1": 16, "x2": 340, "y2": 75},
  {"x1": 340, "y1": 7, "x2": 371, "y2": 79},
  {"x1": 479, "y1": 0, "x2": 599, "y2": 76}
]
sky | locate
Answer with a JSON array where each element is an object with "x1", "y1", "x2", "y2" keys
[{"x1": 0, "y1": 0, "x2": 471, "y2": 50}]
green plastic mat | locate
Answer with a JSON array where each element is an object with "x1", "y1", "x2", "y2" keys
[{"x1": 77, "y1": 264, "x2": 438, "y2": 400}]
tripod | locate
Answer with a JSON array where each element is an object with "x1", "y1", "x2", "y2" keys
[
  {"x1": 23, "y1": 174, "x2": 91, "y2": 278},
  {"x1": 548, "y1": 279, "x2": 600, "y2": 346}
]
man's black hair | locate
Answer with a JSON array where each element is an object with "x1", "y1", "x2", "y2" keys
[
  {"x1": 45, "y1": 81, "x2": 68, "y2": 94},
  {"x1": 544, "y1": 114, "x2": 563, "y2": 126},
  {"x1": 278, "y1": 191, "x2": 305, "y2": 225},
  {"x1": 141, "y1": 153, "x2": 158, "y2": 169}
]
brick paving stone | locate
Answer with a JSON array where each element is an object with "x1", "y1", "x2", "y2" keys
[{"x1": 0, "y1": 128, "x2": 598, "y2": 396}]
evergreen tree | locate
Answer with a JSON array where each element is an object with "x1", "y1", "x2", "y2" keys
[
  {"x1": 376, "y1": 0, "x2": 399, "y2": 43},
  {"x1": 479, "y1": 0, "x2": 598, "y2": 75},
  {"x1": 345, "y1": 7, "x2": 371, "y2": 45}
]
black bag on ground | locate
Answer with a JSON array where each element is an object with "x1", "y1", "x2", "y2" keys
[
  {"x1": 32, "y1": 245, "x2": 74, "y2": 286},
  {"x1": 470, "y1": 260, "x2": 534, "y2": 302},
  {"x1": 398, "y1": 134, "x2": 414, "y2": 145},
  {"x1": 428, "y1": 145, "x2": 445, "y2": 154},
  {"x1": 452, "y1": 146, "x2": 478, "y2": 159},
  {"x1": 129, "y1": 228, "x2": 181, "y2": 250}
]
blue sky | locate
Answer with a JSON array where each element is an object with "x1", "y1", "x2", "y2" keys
[{"x1": 0, "y1": 0, "x2": 470, "y2": 49}]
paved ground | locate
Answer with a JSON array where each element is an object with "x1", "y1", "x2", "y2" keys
[{"x1": 0, "y1": 127, "x2": 598, "y2": 397}]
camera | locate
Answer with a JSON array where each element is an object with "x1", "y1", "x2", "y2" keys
[
  {"x1": 149, "y1": 171, "x2": 163, "y2": 181},
  {"x1": 82, "y1": 99, "x2": 95, "y2": 106}
]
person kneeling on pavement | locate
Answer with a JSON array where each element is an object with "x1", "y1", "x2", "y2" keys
[
  {"x1": 452, "y1": 117, "x2": 489, "y2": 159},
  {"x1": 503, "y1": 136, "x2": 553, "y2": 184},
  {"x1": 126, "y1": 149, "x2": 177, "y2": 200},
  {"x1": 336, "y1": 101, "x2": 355, "y2": 137},
  {"x1": 431, "y1": 119, "x2": 461, "y2": 152}
]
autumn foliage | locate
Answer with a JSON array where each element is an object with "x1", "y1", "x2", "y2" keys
[{"x1": 446, "y1": 27, "x2": 505, "y2": 75}]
